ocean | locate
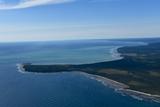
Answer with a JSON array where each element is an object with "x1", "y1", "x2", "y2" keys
[{"x1": 0, "y1": 39, "x2": 159, "y2": 107}]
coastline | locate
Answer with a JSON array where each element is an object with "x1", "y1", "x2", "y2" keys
[
  {"x1": 80, "y1": 72, "x2": 160, "y2": 103},
  {"x1": 110, "y1": 46, "x2": 123, "y2": 60},
  {"x1": 109, "y1": 45, "x2": 160, "y2": 103},
  {"x1": 17, "y1": 62, "x2": 160, "y2": 103},
  {"x1": 17, "y1": 45, "x2": 160, "y2": 103},
  {"x1": 17, "y1": 64, "x2": 26, "y2": 73}
]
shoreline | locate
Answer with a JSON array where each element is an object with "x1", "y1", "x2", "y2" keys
[
  {"x1": 17, "y1": 63, "x2": 160, "y2": 103},
  {"x1": 17, "y1": 64, "x2": 26, "y2": 73},
  {"x1": 16, "y1": 45, "x2": 160, "y2": 103},
  {"x1": 80, "y1": 72, "x2": 160, "y2": 103},
  {"x1": 110, "y1": 46, "x2": 123, "y2": 60}
]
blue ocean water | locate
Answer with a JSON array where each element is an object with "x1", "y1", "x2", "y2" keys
[{"x1": 0, "y1": 40, "x2": 159, "y2": 107}]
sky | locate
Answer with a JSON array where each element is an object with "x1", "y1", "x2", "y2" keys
[{"x1": 0, "y1": 0, "x2": 160, "y2": 42}]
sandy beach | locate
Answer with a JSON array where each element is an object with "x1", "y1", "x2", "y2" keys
[{"x1": 80, "y1": 72, "x2": 160, "y2": 103}]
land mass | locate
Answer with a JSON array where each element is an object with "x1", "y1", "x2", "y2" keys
[{"x1": 19, "y1": 41, "x2": 160, "y2": 102}]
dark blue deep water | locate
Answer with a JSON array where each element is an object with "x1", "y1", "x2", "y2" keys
[{"x1": 0, "y1": 40, "x2": 159, "y2": 107}]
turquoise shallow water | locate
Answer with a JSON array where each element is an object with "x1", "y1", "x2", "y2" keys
[{"x1": 0, "y1": 40, "x2": 159, "y2": 107}]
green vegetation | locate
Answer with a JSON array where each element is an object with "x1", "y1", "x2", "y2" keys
[{"x1": 23, "y1": 42, "x2": 160, "y2": 95}]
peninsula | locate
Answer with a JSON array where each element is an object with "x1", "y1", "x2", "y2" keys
[{"x1": 18, "y1": 42, "x2": 160, "y2": 102}]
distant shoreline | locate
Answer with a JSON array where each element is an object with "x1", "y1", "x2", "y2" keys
[{"x1": 110, "y1": 46, "x2": 123, "y2": 60}]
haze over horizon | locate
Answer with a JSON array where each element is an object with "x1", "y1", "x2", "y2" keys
[{"x1": 0, "y1": 0, "x2": 160, "y2": 42}]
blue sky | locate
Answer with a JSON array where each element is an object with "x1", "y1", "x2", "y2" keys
[{"x1": 0, "y1": 0, "x2": 160, "y2": 42}]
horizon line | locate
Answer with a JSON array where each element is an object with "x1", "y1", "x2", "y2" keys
[{"x1": 0, "y1": 37, "x2": 159, "y2": 43}]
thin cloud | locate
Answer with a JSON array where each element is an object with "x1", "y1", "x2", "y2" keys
[{"x1": 0, "y1": 0, "x2": 74, "y2": 10}]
